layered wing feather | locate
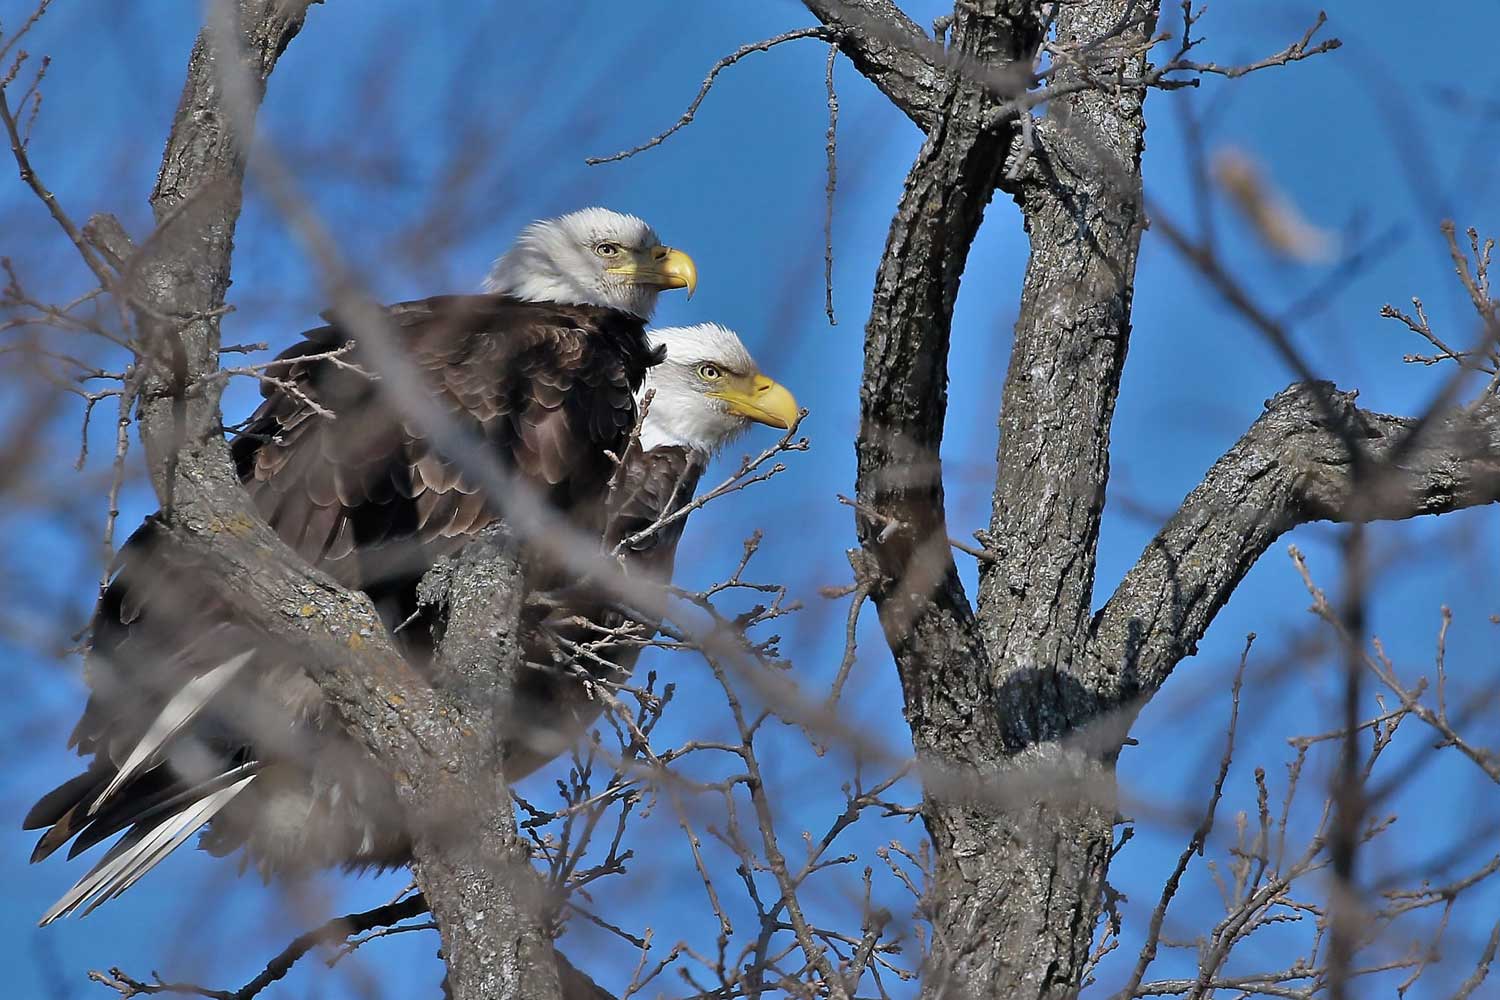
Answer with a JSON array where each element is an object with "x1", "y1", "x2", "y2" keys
[{"x1": 231, "y1": 295, "x2": 654, "y2": 602}]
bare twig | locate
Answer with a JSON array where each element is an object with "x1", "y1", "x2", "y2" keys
[
  {"x1": 586, "y1": 27, "x2": 835, "y2": 165},
  {"x1": 89, "y1": 893, "x2": 430, "y2": 1000},
  {"x1": 823, "y1": 42, "x2": 838, "y2": 326},
  {"x1": 1119, "y1": 635, "x2": 1254, "y2": 998},
  {"x1": 0, "y1": 54, "x2": 111, "y2": 285}
]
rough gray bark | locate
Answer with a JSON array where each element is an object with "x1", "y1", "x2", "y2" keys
[
  {"x1": 830, "y1": 1, "x2": 1131, "y2": 995},
  {"x1": 133, "y1": 0, "x2": 313, "y2": 500},
  {"x1": 1088, "y1": 382, "x2": 1500, "y2": 707},
  {"x1": 846, "y1": 0, "x2": 1036, "y2": 769},
  {"x1": 943, "y1": 4, "x2": 1153, "y2": 995},
  {"x1": 412, "y1": 529, "x2": 565, "y2": 1000},
  {"x1": 805, "y1": 1, "x2": 1500, "y2": 997},
  {"x1": 114, "y1": 5, "x2": 567, "y2": 998}
]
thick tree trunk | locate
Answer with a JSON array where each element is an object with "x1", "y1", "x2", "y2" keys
[
  {"x1": 413, "y1": 529, "x2": 567, "y2": 1000},
  {"x1": 946, "y1": 8, "x2": 1153, "y2": 997},
  {"x1": 828, "y1": 2, "x2": 1153, "y2": 996}
]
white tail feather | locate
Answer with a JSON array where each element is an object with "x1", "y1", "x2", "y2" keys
[
  {"x1": 92, "y1": 765, "x2": 261, "y2": 910},
  {"x1": 39, "y1": 772, "x2": 257, "y2": 925},
  {"x1": 89, "y1": 650, "x2": 254, "y2": 816}
]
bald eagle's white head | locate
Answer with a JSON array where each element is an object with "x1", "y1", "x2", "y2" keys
[
  {"x1": 639, "y1": 324, "x2": 799, "y2": 455},
  {"x1": 483, "y1": 208, "x2": 697, "y2": 320}
]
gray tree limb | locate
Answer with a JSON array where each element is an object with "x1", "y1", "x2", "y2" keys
[
  {"x1": 849, "y1": 0, "x2": 1035, "y2": 772},
  {"x1": 115, "y1": 4, "x2": 568, "y2": 998},
  {"x1": 975, "y1": 5, "x2": 1152, "y2": 725},
  {"x1": 132, "y1": 0, "x2": 316, "y2": 501},
  {"x1": 1089, "y1": 382, "x2": 1500, "y2": 709},
  {"x1": 837, "y1": 2, "x2": 1146, "y2": 997},
  {"x1": 919, "y1": 2, "x2": 1153, "y2": 995},
  {"x1": 412, "y1": 530, "x2": 564, "y2": 1000},
  {"x1": 836, "y1": 3, "x2": 1121, "y2": 997}
]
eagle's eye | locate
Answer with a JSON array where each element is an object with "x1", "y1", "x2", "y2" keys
[
  {"x1": 595, "y1": 242, "x2": 621, "y2": 258},
  {"x1": 697, "y1": 362, "x2": 723, "y2": 381}
]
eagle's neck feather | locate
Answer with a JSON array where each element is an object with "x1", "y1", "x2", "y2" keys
[
  {"x1": 637, "y1": 392, "x2": 744, "y2": 455},
  {"x1": 483, "y1": 256, "x2": 655, "y2": 320}
]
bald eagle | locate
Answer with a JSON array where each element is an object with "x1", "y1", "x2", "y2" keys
[
  {"x1": 26, "y1": 285, "x2": 797, "y2": 919},
  {"x1": 506, "y1": 323, "x2": 799, "y2": 777},
  {"x1": 25, "y1": 208, "x2": 715, "y2": 922}
]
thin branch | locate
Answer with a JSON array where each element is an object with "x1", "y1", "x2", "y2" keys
[
  {"x1": 612, "y1": 417, "x2": 808, "y2": 555},
  {"x1": 1119, "y1": 636, "x2": 1253, "y2": 997},
  {"x1": 0, "y1": 57, "x2": 111, "y2": 285},
  {"x1": 1453, "y1": 919, "x2": 1500, "y2": 1000},
  {"x1": 823, "y1": 42, "x2": 838, "y2": 326},
  {"x1": 586, "y1": 28, "x2": 835, "y2": 165},
  {"x1": 88, "y1": 895, "x2": 431, "y2": 1000}
]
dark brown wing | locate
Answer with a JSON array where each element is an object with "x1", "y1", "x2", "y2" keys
[
  {"x1": 230, "y1": 294, "x2": 656, "y2": 616},
  {"x1": 26, "y1": 517, "x2": 408, "y2": 897}
]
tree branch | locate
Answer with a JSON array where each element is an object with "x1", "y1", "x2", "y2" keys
[
  {"x1": 131, "y1": 0, "x2": 317, "y2": 503},
  {"x1": 975, "y1": 0, "x2": 1152, "y2": 729},
  {"x1": 848, "y1": 2, "x2": 1041, "y2": 773},
  {"x1": 586, "y1": 27, "x2": 835, "y2": 165},
  {"x1": 410, "y1": 528, "x2": 566, "y2": 1000},
  {"x1": 800, "y1": 0, "x2": 941, "y2": 130},
  {"x1": 1088, "y1": 381, "x2": 1500, "y2": 709},
  {"x1": 841, "y1": 2, "x2": 1153, "y2": 997}
]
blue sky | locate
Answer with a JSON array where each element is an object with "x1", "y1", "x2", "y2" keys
[{"x1": 2, "y1": 1, "x2": 1498, "y2": 996}]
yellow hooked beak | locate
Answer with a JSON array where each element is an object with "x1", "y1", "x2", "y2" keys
[
  {"x1": 607, "y1": 245, "x2": 698, "y2": 298},
  {"x1": 709, "y1": 373, "x2": 800, "y2": 430}
]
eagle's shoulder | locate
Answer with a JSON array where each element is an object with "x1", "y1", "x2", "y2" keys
[{"x1": 295, "y1": 295, "x2": 659, "y2": 388}]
